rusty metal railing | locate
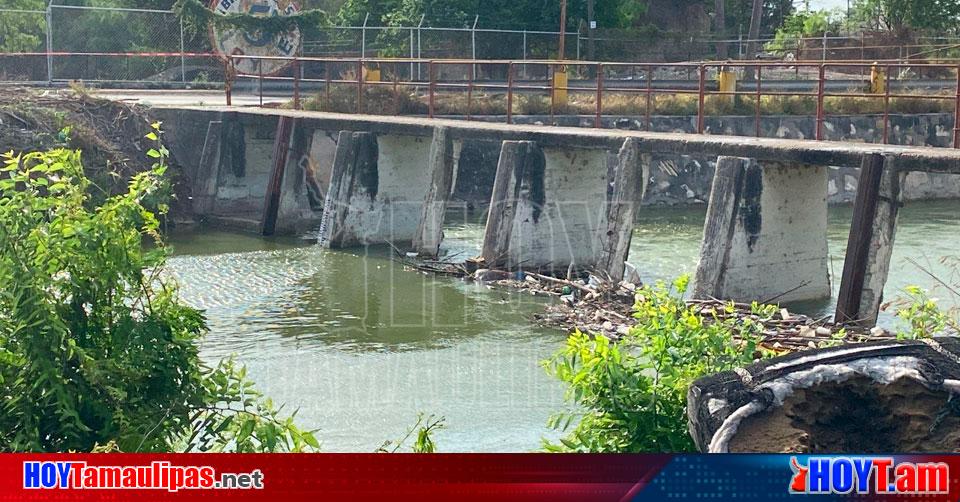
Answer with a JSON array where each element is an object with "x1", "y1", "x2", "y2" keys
[
  {"x1": 222, "y1": 54, "x2": 960, "y2": 148},
  {"x1": 3, "y1": 51, "x2": 960, "y2": 148}
]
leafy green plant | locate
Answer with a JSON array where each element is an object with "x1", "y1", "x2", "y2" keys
[
  {"x1": 893, "y1": 286, "x2": 958, "y2": 340},
  {"x1": 0, "y1": 124, "x2": 317, "y2": 453},
  {"x1": 543, "y1": 276, "x2": 769, "y2": 453},
  {"x1": 376, "y1": 413, "x2": 445, "y2": 453}
]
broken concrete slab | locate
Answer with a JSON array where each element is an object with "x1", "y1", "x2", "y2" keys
[{"x1": 688, "y1": 338, "x2": 960, "y2": 453}]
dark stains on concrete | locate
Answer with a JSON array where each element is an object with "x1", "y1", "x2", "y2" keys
[
  {"x1": 740, "y1": 162, "x2": 763, "y2": 252},
  {"x1": 355, "y1": 132, "x2": 379, "y2": 201}
]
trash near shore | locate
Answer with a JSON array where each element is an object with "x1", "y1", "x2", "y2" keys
[{"x1": 397, "y1": 253, "x2": 888, "y2": 352}]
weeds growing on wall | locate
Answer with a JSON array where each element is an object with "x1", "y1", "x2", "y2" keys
[
  {"x1": 300, "y1": 86, "x2": 953, "y2": 118},
  {"x1": 0, "y1": 125, "x2": 318, "y2": 453}
]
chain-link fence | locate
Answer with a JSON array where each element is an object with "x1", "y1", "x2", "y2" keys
[
  {"x1": 0, "y1": 9, "x2": 48, "y2": 83},
  {"x1": 4, "y1": 5, "x2": 960, "y2": 86},
  {"x1": 1, "y1": 5, "x2": 220, "y2": 85}
]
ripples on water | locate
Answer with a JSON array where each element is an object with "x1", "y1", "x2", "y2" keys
[{"x1": 165, "y1": 201, "x2": 958, "y2": 452}]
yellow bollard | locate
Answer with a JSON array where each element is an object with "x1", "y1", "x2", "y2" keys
[
  {"x1": 718, "y1": 67, "x2": 737, "y2": 106},
  {"x1": 552, "y1": 69, "x2": 568, "y2": 108},
  {"x1": 363, "y1": 67, "x2": 381, "y2": 83},
  {"x1": 869, "y1": 64, "x2": 886, "y2": 94}
]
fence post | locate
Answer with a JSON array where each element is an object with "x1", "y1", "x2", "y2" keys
[
  {"x1": 822, "y1": 31, "x2": 828, "y2": 62},
  {"x1": 416, "y1": 15, "x2": 424, "y2": 80},
  {"x1": 507, "y1": 62, "x2": 514, "y2": 125},
  {"x1": 645, "y1": 64, "x2": 652, "y2": 131},
  {"x1": 595, "y1": 63, "x2": 603, "y2": 128},
  {"x1": 815, "y1": 64, "x2": 825, "y2": 140},
  {"x1": 697, "y1": 64, "x2": 706, "y2": 134},
  {"x1": 258, "y1": 60, "x2": 263, "y2": 107},
  {"x1": 357, "y1": 59, "x2": 364, "y2": 114},
  {"x1": 954, "y1": 65, "x2": 960, "y2": 148},
  {"x1": 882, "y1": 64, "x2": 890, "y2": 144},
  {"x1": 293, "y1": 58, "x2": 300, "y2": 110},
  {"x1": 361, "y1": 13, "x2": 369, "y2": 58},
  {"x1": 45, "y1": 6, "x2": 53, "y2": 83},
  {"x1": 428, "y1": 61, "x2": 435, "y2": 118},
  {"x1": 471, "y1": 15, "x2": 479, "y2": 75},
  {"x1": 755, "y1": 65, "x2": 762, "y2": 137},
  {"x1": 180, "y1": 17, "x2": 186, "y2": 85},
  {"x1": 409, "y1": 28, "x2": 415, "y2": 79}
]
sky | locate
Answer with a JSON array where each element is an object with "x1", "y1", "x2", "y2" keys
[{"x1": 802, "y1": 0, "x2": 848, "y2": 10}]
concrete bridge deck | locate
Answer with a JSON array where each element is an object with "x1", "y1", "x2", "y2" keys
[
  {"x1": 155, "y1": 105, "x2": 960, "y2": 328},
  {"x1": 163, "y1": 106, "x2": 960, "y2": 174}
]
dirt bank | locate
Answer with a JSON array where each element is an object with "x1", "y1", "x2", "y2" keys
[{"x1": 0, "y1": 87, "x2": 190, "y2": 216}]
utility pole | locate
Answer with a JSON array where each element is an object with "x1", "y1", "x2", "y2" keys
[
  {"x1": 746, "y1": 0, "x2": 763, "y2": 59},
  {"x1": 558, "y1": 0, "x2": 567, "y2": 60}
]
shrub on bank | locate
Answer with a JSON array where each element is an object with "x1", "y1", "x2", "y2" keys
[
  {"x1": 0, "y1": 125, "x2": 318, "y2": 453},
  {"x1": 542, "y1": 276, "x2": 770, "y2": 453}
]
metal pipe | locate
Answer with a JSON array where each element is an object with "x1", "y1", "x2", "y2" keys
[{"x1": 258, "y1": 60, "x2": 263, "y2": 107}]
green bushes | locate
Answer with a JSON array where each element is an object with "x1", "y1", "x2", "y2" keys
[
  {"x1": 0, "y1": 125, "x2": 317, "y2": 453},
  {"x1": 543, "y1": 276, "x2": 770, "y2": 453}
]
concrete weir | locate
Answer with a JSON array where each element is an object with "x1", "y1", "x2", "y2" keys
[
  {"x1": 154, "y1": 106, "x2": 960, "y2": 326},
  {"x1": 692, "y1": 157, "x2": 830, "y2": 304}
]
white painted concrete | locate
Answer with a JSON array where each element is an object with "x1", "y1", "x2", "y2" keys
[{"x1": 702, "y1": 160, "x2": 831, "y2": 303}]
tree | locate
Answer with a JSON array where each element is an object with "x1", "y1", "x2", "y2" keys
[
  {"x1": 0, "y1": 127, "x2": 318, "y2": 453},
  {"x1": 850, "y1": 0, "x2": 960, "y2": 32},
  {"x1": 0, "y1": 0, "x2": 46, "y2": 53}
]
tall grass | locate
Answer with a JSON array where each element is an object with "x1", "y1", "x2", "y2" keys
[{"x1": 300, "y1": 86, "x2": 955, "y2": 117}]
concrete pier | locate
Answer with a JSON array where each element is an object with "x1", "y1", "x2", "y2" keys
[
  {"x1": 154, "y1": 106, "x2": 960, "y2": 318},
  {"x1": 693, "y1": 157, "x2": 830, "y2": 303},
  {"x1": 480, "y1": 141, "x2": 610, "y2": 274},
  {"x1": 480, "y1": 138, "x2": 648, "y2": 280},
  {"x1": 598, "y1": 138, "x2": 650, "y2": 281},
  {"x1": 318, "y1": 131, "x2": 440, "y2": 248},
  {"x1": 412, "y1": 127, "x2": 456, "y2": 256}
]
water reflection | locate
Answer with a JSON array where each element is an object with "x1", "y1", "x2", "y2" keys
[{"x1": 163, "y1": 200, "x2": 957, "y2": 451}]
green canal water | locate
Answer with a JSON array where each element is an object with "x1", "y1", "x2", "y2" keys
[{"x1": 165, "y1": 200, "x2": 958, "y2": 452}]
